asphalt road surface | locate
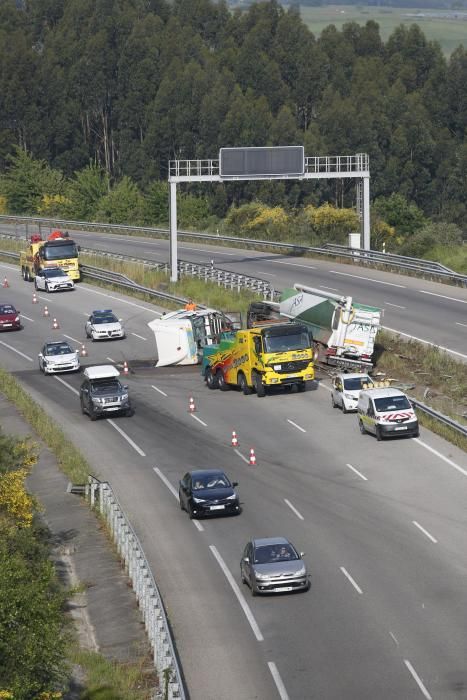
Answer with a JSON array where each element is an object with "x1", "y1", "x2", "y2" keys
[{"x1": 0, "y1": 258, "x2": 466, "y2": 699}]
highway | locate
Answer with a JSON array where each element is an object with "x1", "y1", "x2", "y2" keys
[
  {"x1": 1, "y1": 224, "x2": 467, "y2": 359},
  {"x1": 1, "y1": 261, "x2": 466, "y2": 699}
]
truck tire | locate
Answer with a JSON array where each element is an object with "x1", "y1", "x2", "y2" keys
[
  {"x1": 217, "y1": 370, "x2": 229, "y2": 391},
  {"x1": 359, "y1": 420, "x2": 366, "y2": 435},
  {"x1": 298, "y1": 382, "x2": 307, "y2": 393},
  {"x1": 205, "y1": 368, "x2": 219, "y2": 390},
  {"x1": 238, "y1": 372, "x2": 252, "y2": 395},
  {"x1": 253, "y1": 372, "x2": 266, "y2": 398},
  {"x1": 376, "y1": 426, "x2": 383, "y2": 441}
]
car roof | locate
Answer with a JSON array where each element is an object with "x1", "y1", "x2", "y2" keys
[
  {"x1": 360, "y1": 388, "x2": 406, "y2": 398},
  {"x1": 252, "y1": 537, "x2": 291, "y2": 547},
  {"x1": 339, "y1": 372, "x2": 372, "y2": 380},
  {"x1": 92, "y1": 309, "x2": 114, "y2": 315},
  {"x1": 83, "y1": 365, "x2": 120, "y2": 380},
  {"x1": 45, "y1": 340, "x2": 72, "y2": 347},
  {"x1": 188, "y1": 469, "x2": 227, "y2": 478}
]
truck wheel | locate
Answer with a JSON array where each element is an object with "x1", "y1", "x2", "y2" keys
[
  {"x1": 376, "y1": 426, "x2": 383, "y2": 441},
  {"x1": 205, "y1": 368, "x2": 219, "y2": 390},
  {"x1": 359, "y1": 420, "x2": 366, "y2": 435},
  {"x1": 21, "y1": 267, "x2": 25, "y2": 280},
  {"x1": 217, "y1": 370, "x2": 229, "y2": 391},
  {"x1": 253, "y1": 372, "x2": 266, "y2": 398},
  {"x1": 238, "y1": 372, "x2": 252, "y2": 395}
]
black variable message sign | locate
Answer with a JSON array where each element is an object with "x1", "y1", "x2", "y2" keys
[{"x1": 219, "y1": 146, "x2": 304, "y2": 178}]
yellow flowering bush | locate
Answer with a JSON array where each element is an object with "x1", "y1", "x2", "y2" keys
[
  {"x1": 37, "y1": 194, "x2": 70, "y2": 216},
  {"x1": 303, "y1": 203, "x2": 360, "y2": 243},
  {"x1": 245, "y1": 205, "x2": 288, "y2": 230},
  {"x1": 0, "y1": 468, "x2": 34, "y2": 527},
  {"x1": 0, "y1": 195, "x2": 7, "y2": 214}
]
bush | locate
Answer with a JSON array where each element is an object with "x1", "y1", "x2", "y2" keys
[{"x1": 400, "y1": 222, "x2": 463, "y2": 257}]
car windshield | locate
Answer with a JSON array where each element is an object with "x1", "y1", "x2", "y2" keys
[
  {"x1": 343, "y1": 377, "x2": 373, "y2": 391},
  {"x1": 90, "y1": 379, "x2": 121, "y2": 394},
  {"x1": 44, "y1": 269, "x2": 67, "y2": 278},
  {"x1": 0, "y1": 305, "x2": 16, "y2": 314},
  {"x1": 42, "y1": 243, "x2": 78, "y2": 260},
  {"x1": 254, "y1": 544, "x2": 298, "y2": 564},
  {"x1": 263, "y1": 330, "x2": 310, "y2": 353},
  {"x1": 374, "y1": 396, "x2": 411, "y2": 412},
  {"x1": 192, "y1": 474, "x2": 230, "y2": 490},
  {"x1": 93, "y1": 315, "x2": 117, "y2": 324},
  {"x1": 46, "y1": 344, "x2": 73, "y2": 355}
]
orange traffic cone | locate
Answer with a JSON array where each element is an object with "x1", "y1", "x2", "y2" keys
[
  {"x1": 80, "y1": 344, "x2": 87, "y2": 357},
  {"x1": 231, "y1": 431, "x2": 238, "y2": 447},
  {"x1": 52, "y1": 318, "x2": 59, "y2": 330},
  {"x1": 249, "y1": 448, "x2": 257, "y2": 466},
  {"x1": 32, "y1": 292, "x2": 38, "y2": 304},
  {"x1": 189, "y1": 396, "x2": 196, "y2": 412},
  {"x1": 43, "y1": 305, "x2": 50, "y2": 317},
  {"x1": 122, "y1": 360, "x2": 129, "y2": 375},
  {"x1": 2, "y1": 277, "x2": 9, "y2": 288}
]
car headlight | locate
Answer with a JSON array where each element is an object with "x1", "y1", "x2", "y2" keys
[
  {"x1": 121, "y1": 393, "x2": 129, "y2": 401},
  {"x1": 226, "y1": 494, "x2": 237, "y2": 500},
  {"x1": 255, "y1": 571, "x2": 270, "y2": 581},
  {"x1": 344, "y1": 393, "x2": 355, "y2": 399},
  {"x1": 192, "y1": 497, "x2": 207, "y2": 504},
  {"x1": 15, "y1": 316, "x2": 20, "y2": 322},
  {"x1": 295, "y1": 566, "x2": 306, "y2": 577},
  {"x1": 92, "y1": 398, "x2": 105, "y2": 405}
]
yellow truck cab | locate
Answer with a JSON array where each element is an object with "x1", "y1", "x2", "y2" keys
[
  {"x1": 20, "y1": 232, "x2": 80, "y2": 282},
  {"x1": 203, "y1": 322, "x2": 314, "y2": 397}
]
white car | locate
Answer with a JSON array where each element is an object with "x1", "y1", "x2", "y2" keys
[
  {"x1": 331, "y1": 372, "x2": 374, "y2": 413},
  {"x1": 34, "y1": 267, "x2": 75, "y2": 292},
  {"x1": 38, "y1": 340, "x2": 80, "y2": 374},
  {"x1": 85, "y1": 309, "x2": 125, "y2": 341}
]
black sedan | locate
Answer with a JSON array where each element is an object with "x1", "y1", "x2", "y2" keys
[{"x1": 179, "y1": 469, "x2": 241, "y2": 519}]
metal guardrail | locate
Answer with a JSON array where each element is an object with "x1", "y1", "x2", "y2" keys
[
  {"x1": 410, "y1": 398, "x2": 467, "y2": 437},
  {"x1": 86, "y1": 477, "x2": 185, "y2": 700},
  {"x1": 0, "y1": 215, "x2": 466, "y2": 286}
]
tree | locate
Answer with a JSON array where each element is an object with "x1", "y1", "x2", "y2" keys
[
  {"x1": 94, "y1": 176, "x2": 144, "y2": 224},
  {"x1": 373, "y1": 193, "x2": 427, "y2": 238},
  {"x1": 400, "y1": 222, "x2": 463, "y2": 257},
  {"x1": 64, "y1": 163, "x2": 110, "y2": 221},
  {"x1": 1, "y1": 148, "x2": 65, "y2": 214}
]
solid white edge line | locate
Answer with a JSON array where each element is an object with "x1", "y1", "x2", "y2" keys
[
  {"x1": 209, "y1": 545, "x2": 264, "y2": 642},
  {"x1": 419, "y1": 290, "x2": 467, "y2": 305},
  {"x1": 384, "y1": 302, "x2": 406, "y2": 309},
  {"x1": 268, "y1": 662, "x2": 290, "y2": 700},
  {"x1": 455, "y1": 322, "x2": 467, "y2": 328},
  {"x1": 340, "y1": 566, "x2": 363, "y2": 594},
  {"x1": 412, "y1": 520, "x2": 438, "y2": 544},
  {"x1": 63, "y1": 334, "x2": 82, "y2": 344},
  {"x1": 286, "y1": 419, "x2": 306, "y2": 433},
  {"x1": 330, "y1": 270, "x2": 406, "y2": 288},
  {"x1": 54, "y1": 376, "x2": 80, "y2": 396},
  {"x1": 413, "y1": 438, "x2": 467, "y2": 477},
  {"x1": 152, "y1": 467, "x2": 204, "y2": 531},
  {"x1": 284, "y1": 498, "x2": 304, "y2": 521},
  {"x1": 79, "y1": 285, "x2": 163, "y2": 314},
  {"x1": 271, "y1": 260, "x2": 316, "y2": 270},
  {"x1": 106, "y1": 418, "x2": 146, "y2": 456},
  {"x1": 404, "y1": 659, "x2": 432, "y2": 699},
  {"x1": 0, "y1": 339, "x2": 33, "y2": 362},
  {"x1": 190, "y1": 414, "x2": 207, "y2": 427},
  {"x1": 346, "y1": 463, "x2": 368, "y2": 481},
  {"x1": 234, "y1": 448, "x2": 249, "y2": 464},
  {"x1": 151, "y1": 385, "x2": 168, "y2": 397},
  {"x1": 382, "y1": 326, "x2": 467, "y2": 360},
  {"x1": 131, "y1": 332, "x2": 147, "y2": 340},
  {"x1": 106, "y1": 357, "x2": 115, "y2": 363}
]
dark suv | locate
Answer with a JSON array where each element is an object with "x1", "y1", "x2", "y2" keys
[{"x1": 80, "y1": 365, "x2": 133, "y2": 420}]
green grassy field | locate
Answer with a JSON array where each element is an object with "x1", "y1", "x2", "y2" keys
[{"x1": 299, "y1": 5, "x2": 467, "y2": 55}]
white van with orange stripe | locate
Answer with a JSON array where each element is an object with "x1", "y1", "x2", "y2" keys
[{"x1": 357, "y1": 387, "x2": 419, "y2": 441}]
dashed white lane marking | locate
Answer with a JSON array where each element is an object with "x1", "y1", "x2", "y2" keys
[
  {"x1": 153, "y1": 467, "x2": 204, "y2": 531},
  {"x1": 340, "y1": 567, "x2": 363, "y2": 594},
  {"x1": 107, "y1": 419, "x2": 146, "y2": 456},
  {"x1": 346, "y1": 463, "x2": 368, "y2": 481},
  {"x1": 414, "y1": 438, "x2": 467, "y2": 477},
  {"x1": 287, "y1": 418, "x2": 306, "y2": 433},
  {"x1": 419, "y1": 290, "x2": 467, "y2": 305},
  {"x1": 412, "y1": 520, "x2": 438, "y2": 544},
  {"x1": 382, "y1": 326, "x2": 467, "y2": 360},
  {"x1": 456, "y1": 322, "x2": 467, "y2": 328},
  {"x1": 79, "y1": 285, "x2": 163, "y2": 315},
  {"x1": 0, "y1": 339, "x2": 33, "y2": 362},
  {"x1": 131, "y1": 332, "x2": 147, "y2": 340},
  {"x1": 385, "y1": 302, "x2": 406, "y2": 309},
  {"x1": 268, "y1": 662, "x2": 290, "y2": 700},
  {"x1": 180, "y1": 245, "x2": 237, "y2": 256},
  {"x1": 209, "y1": 545, "x2": 264, "y2": 642},
  {"x1": 330, "y1": 270, "x2": 406, "y2": 288},
  {"x1": 54, "y1": 376, "x2": 79, "y2": 395},
  {"x1": 320, "y1": 285, "x2": 339, "y2": 291},
  {"x1": 284, "y1": 498, "x2": 304, "y2": 521},
  {"x1": 191, "y1": 414, "x2": 207, "y2": 427},
  {"x1": 106, "y1": 357, "x2": 115, "y2": 363},
  {"x1": 234, "y1": 448, "x2": 250, "y2": 464},
  {"x1": 151, "y1": 385, "x2": 168, "y2": 397},
  {"x1": 389, "y1": 631, "x2": 399, "y2": 647},
  {"x1": 271, "y1": 260, "x2": 316, "y2": 270},
  {"x1": 63, "y1": 334, "x2": 82, "y2": 344},
  {"x1": 20, "y1": 313, "x2": 34, "y2": 322},
  {"x1": 404, "y1": 659, "x2": 432, "y2": 699}
]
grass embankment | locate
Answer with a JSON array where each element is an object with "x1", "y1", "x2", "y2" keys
[{"x1": 0, "y1": 370, "x2": 158, "y2": 698}]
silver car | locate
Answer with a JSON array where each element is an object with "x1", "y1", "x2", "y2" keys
[
  {"x1": 240, "y1": 537, "x2": 310, "y2": 596},
  {"x1": 38, "y1": 340, "x2": 80, "y2": 374}
]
